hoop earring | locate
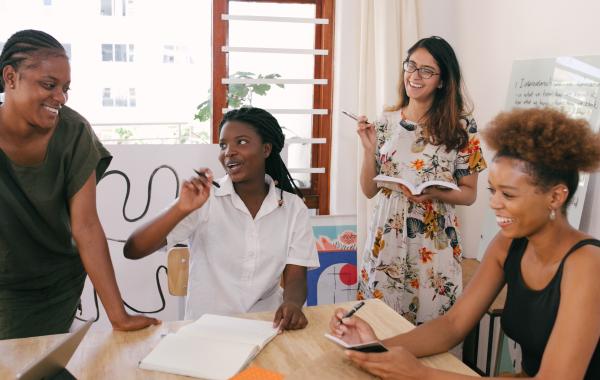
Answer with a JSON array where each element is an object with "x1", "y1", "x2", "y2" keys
[{"x1": 549, "y1": 209, "x2": 556, "y2": 221}]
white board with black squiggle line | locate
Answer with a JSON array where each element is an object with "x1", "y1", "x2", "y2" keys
[{"x1": 77, "y1": 144, "x2": 223, "y2": 329}]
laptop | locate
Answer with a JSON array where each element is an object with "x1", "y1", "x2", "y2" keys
[{"x1": 16, "y1": 320, "x2": 93, "y2": 380}]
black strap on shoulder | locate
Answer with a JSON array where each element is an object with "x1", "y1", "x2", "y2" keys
[{"x1": 563, "y1": 238, "x2": 600, "y2": 261}]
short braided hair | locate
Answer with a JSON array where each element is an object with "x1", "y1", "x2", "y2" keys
[
  {"x1": 218, "y1": 107, "x2": 303, "y2": 199},
  {"x1": 0, "y1": 29, "x2": 66, "y2": 92}
]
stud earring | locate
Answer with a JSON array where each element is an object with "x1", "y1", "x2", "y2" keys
[{"x1": 549, "y1": 209, "x2": 556, "y2": 221}]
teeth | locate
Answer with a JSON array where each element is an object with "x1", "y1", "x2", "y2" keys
[
  {"x1": 496, "y1": 216, "x2": 514, "y2": 224},
  {"x1": 44, "y1": 106, "x2": 59, "y2": 114},
  {"x1": 409, "y1": 81, "x2": 423, "y2": 88}
]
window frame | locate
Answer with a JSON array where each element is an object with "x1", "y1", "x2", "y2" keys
[{"x1": 211, "y1": 0, "x2": 335, "y2": 214}]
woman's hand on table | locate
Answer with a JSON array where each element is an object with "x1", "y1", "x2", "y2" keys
[
  {"x1": 111, "y1": 314, "x2": 161, "y2": 331},
  {"x1": 273, "y1": 302, "x2": 308, "y2": 331}
]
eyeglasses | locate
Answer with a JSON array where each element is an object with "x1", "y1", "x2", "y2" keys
[{"x1": 403, "y1": 61, "x2": 439, "y2": 79}]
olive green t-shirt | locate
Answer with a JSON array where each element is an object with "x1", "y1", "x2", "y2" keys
[{"x1": 0, "y1": 106, "x2": 112, "y2": 339}]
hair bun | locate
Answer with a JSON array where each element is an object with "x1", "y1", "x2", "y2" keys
[{"x1": 484, "y1": 108, "x2": 600, "y2": 173}]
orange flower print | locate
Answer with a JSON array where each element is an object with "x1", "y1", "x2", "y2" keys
[
  {"x1": 453, "y1": 245, "x2": 462, "y2": 259},
  {"x1": 461, "y1": 135, "x2": 481, "y2": 154},
  {"x1": 372, "y1": 228, "x2": 385, "y2": 258},
  {"x1": 469, "y1": 136, "x2": 481, "y2": 152},
  {"x1": 410, "y1": 278, "x2": 420, "y2": 289},
  {"x1": 372, "y1": 289, "x2": 384, "y2": 299},
  {"x1": 356, "y1": 290, "x2": 365, "y2": 300},
  {"x1": 419, "y1": 247, "x2": 434, "y2": 263},
  {"x1": 411, "y1": 159, "x2": 425, "y2": 171},
  {"x1": 361, "y1": 268, "x2": 369, "y2": 282}
]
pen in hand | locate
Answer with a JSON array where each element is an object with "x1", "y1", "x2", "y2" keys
[
  {"x1": 342, "y1": 110, "x2": 369, "y2": 124},
  {"x1": 338, "y1": 301, "x2": 365, "y2": 324},
  {"x1": 193, "y1": 169, "x2": 221, "y2": 188}
]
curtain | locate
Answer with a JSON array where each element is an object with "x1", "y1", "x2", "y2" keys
[{"x1": 355, "y1": 0, "x2": 419, "y2": 263}]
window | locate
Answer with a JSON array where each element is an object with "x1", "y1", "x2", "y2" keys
[
  {"x1": 43, "y1": 0, "x2": 52, "y2": 5},
  {"x1": 100, "y1": 0, "x2": 112, "y2": 15},
  {"x1": 102, "y1": 87, "x2": 136, "y2": 108},
  {"x1": 1, "y1": 1, "x2": 212, "y2": 145},
  {"x1": 212, "y1": 0, "x2": 335, "y2": 214},
  {"x1": 101, "y1": 43, "x2": 134, "y2": 62},
  {"x1": 101, "y1": 0, "x2": 132, "y2": 16},
  {"x1": 102, "y1": 88, "x2": 113, "y2": 106},
  {"x1": 162, "y1": 45, "x2": 193, "y2": 64}
]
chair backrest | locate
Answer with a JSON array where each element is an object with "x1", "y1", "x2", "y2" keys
[{"x1": 167, "y1": 246, "x2": 190, "y2": 296}]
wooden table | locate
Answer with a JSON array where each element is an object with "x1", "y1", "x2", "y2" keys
[{"x1": 0, "y1": 299, "x2": 478, "y2": 379}]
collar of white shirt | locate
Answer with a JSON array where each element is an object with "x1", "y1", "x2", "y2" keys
[{"x1": 213, "y1": 174, "x2": 282, "y2": 220}]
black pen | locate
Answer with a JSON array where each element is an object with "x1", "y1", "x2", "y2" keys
[
  {"x1": 339, "y1": 301, "x2": 365, "y2": 324},
  {"x1": 193, "y1": 169, "x2": 221, "y2": 188},
  {"x1": 342, "y1": 110, "x2": 369, "y2": 124}
]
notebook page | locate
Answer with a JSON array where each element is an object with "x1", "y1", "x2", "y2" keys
[
  {"x1": 178, "y1": 314, "x2": 278, "y2": 347},
  {"x1": 139, "y1": 333, "x2": 258, "y2": 380}
]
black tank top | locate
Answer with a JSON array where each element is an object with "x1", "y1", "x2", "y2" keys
[{"x1": 501, "y1": 238, "x2": 600, "y2": 379}]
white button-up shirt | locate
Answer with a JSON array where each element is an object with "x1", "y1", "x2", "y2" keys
[{"x1": 166, "y1": 175, "x2": 319, "y2": 319}]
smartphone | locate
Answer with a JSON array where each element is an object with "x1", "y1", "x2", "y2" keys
[
  {"x1": 324, "y1": 333, "x2": 388, "y2": 353},
  {"x1": 348, "y1": 341, "x2": 389, "y2": 353}
]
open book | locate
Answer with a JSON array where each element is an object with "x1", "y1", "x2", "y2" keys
[
  {"x1": 373, "y1": 174, "x2": 460, "y2": 195},
  {"x1": 324, "y1": 333, "x2": 388, "y2": 353},
  {"x1": 139, "y1": 314, "x2": 279, "y2": 380}
]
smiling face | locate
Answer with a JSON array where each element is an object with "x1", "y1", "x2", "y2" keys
[
  {"x1": 487, "y1": 156, "x2": 562, "y2": 239},
  {"x1": 403, "y1": 48, "x2": 441, "y2": 104},
  {"x1": 218, "y1": 120, "x2": 272, "y2": 183},
  {"x1": 4, "y1": 51, "x2": 70, "y2": 129}
]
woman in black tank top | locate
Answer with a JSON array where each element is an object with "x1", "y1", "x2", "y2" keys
[{"x1": 326, "y1": 108, "x2": 600, "y2": 380}]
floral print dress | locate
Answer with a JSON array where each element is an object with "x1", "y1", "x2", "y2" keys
[{"x1": 357, "y1": 110, "x2": 487, "y2": 324}]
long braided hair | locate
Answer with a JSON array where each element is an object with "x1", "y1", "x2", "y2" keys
[
  {"x1": 218, "y1": 107, "x2": 303, "y2": 200},
  {"x1": 0, "y1": 29, "x2": 66, "y2": 93}
]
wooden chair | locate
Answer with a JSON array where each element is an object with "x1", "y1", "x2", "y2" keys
[
  {"x1": 462, "y1": 258, "x2": 508, "y2": 376},
  {"x1": 167, "y1": 246, "x2": 190, "y2": 296}
]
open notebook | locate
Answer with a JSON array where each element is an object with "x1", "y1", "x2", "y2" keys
[{"x1": 139, "y1": 314, "x2": 279, "y2": 380}]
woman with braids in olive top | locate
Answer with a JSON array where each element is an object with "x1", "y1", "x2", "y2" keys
[
  {"x1": 329, "y1": 108, "x2": 600, "y2": 380},
  {"x1": 125, "y1": 107, "x2": 319, "y2": 331},
  {"x1": 0, "y1": 29, "x2": 159, "y2": 339}
]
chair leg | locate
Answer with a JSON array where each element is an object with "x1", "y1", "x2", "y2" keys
[{"x1": 494, "y1": 327, "x2": 506, "y2": 376}]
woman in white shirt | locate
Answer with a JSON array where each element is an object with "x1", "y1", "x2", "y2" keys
[{"x1": 124, "y1": 107, "x2": 319, "y2": 330}]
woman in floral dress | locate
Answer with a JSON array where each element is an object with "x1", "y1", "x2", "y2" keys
[{"x1": 356, "y1": 36, "x2": 487, "y2": 324}]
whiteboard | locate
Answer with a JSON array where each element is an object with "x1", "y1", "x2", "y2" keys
[
  {"x1": 478, "y1": 56, "x2": 600, "y2": 260},
  {"x1": 77, "y1": 144, "x2": 223, "y2": 328}
]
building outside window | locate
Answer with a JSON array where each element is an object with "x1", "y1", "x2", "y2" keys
[
  {"x1": 102, "y1": 43, "x2": 134, "y2": 62},
  {"x1": 102, "y1": 87, "x2": 136, "y2": 108},
  {"x1": 101, "y1": 0, "x2": 132, "y2": 16}
]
